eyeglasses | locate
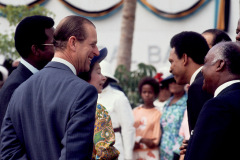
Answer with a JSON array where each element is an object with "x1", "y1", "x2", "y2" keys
[{"x1": 40, "y1": 44, "x2": 54, "y2": 46}]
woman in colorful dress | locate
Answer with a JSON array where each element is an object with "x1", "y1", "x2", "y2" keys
[
  {"x1": 159, "y1": 75, "x2": 187, "y2": 160},
  {"x1": 133, "y1": 77, "x2": 161, "y2": 160},
  {"x1": 79, "y1": 48, "x2": 119, "y2": 159}
]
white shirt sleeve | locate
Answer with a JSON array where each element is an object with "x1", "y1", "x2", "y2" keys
[{"x1": 114, "y1": 93, "x2": 135, "y2": 160}]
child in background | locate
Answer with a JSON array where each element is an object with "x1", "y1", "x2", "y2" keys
[{"x1": 133, "y1": 77, "x2": 161, "y2": 160}]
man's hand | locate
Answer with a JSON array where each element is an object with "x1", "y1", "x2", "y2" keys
[{"x1": 180, "y1": 139, "x2": 189, "y2": 155}]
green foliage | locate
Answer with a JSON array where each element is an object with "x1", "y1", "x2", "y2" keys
[
  {"x1": 0, "y1": 5, "x2": 55, "y2": 59},
  {"x1": 0, "y1": 32, "x2": 15, "y2": 58},
  {"x1": 115, "y1": 63, "x2": 157, "y2": 108}
]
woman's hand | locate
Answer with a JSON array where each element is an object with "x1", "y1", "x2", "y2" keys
[{"x1": 140, "y1": 138, "x2": 157, "y2": 148}]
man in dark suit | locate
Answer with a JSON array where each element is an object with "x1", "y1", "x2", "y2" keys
[
  {"x1": 169, "y1": 31, "x2": 212, "y2": 134},
  {"x1": 1, "y1": 15, "x2": 100, "y2": 159},
  {"x1": 0, "y1": 15, "x2": 55, "y2": 128},
  {"x1": 168, "y1": 32, "x2": 213, "y2": 158},
  {"x1": 185, "y1": 41, "x2": 240, "y2": 160}
]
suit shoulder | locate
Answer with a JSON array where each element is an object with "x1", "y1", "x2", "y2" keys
[
  {"x1": 0, "y1": 70, "x2": 31, "y2": 97},
  {"x1": 215, "y1": 89, "x2": 240, "y2": 105},
  {"x1": 203, "y1": 90, "x2": 240, "y2": 113},
  {"x1": 73, "y1": 76, "x2": 95, "y2": 89}
]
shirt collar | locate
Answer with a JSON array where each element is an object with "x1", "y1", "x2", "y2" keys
[
  {"x1": 190, "y1": 66, "x2": 203, "y2": 85},
  {"x1": 52, "y1": 57, "x2": 76, "y2": 75},
  {"x1": 20, "y1": 58, "x2": 39, "y2": 74},
  {"x1": 214, "y1": 80, "x2": 240, "y2": 97}
]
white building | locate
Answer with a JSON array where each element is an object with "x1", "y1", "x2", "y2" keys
[{"x1": 0, "y1": 0, "x2": 239, "y2": 77}]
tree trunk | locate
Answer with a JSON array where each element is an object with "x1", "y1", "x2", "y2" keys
[{"x1": 116, "y1": 0, "x2": 137, "y2": 71}]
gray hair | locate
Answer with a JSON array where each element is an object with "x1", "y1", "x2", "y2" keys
[
  {"x1": 211, "y1": 42, "x2": 240, "y2": 75},
  {"x1": 210, "y1": 42, "x2": 225, "y2": 65}
]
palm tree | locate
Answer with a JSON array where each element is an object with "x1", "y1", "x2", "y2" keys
[{"x1": 116, "y1": 0, "x2": 137, "y2": 71}]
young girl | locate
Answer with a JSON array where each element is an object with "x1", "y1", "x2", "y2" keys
[{"x1": 133, "y1": 77, "x2": 161, "y2": 160}]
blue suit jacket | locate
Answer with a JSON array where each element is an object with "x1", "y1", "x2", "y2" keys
[
  {"x1": 1, "y1": 62, "x2": 97, "y2": 160},
  {"x1": 0, "y1": 63, "x2": 32, "y2": 128},
  {"x1": 185, "y1": 82, "x2": 240, "y2": 160}
]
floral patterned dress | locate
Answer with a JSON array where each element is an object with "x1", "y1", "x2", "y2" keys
[
  {"x1": 92, "y1": 103, "x2": 120, "y2": 160},
  {"x1": 160, "y1": 93, "x2": 187, "y2": 160}
]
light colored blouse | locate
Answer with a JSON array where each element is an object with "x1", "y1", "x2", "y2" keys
[{"x1": 133, "y1": 105, "x2": 162, "y2": 150}]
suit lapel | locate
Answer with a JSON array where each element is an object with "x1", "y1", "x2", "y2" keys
[{"x1": 195, "y1": 71, "x2": 203, "y2": 81}]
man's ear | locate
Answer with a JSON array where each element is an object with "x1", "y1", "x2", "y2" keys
[
  {"x1": 31, "y1": 45, "x2": 39, "y2": 56},
  {"x1": 68, "y1": 36, "x2": 77, "y2": 51},
  {"x1": 216, "y1": 60, "x2": 225, "y2": 72},
  {"x1": 182, "y1": 53, "x2": 188, "y2": 66}
]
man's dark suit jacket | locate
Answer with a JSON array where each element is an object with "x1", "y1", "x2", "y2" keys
[
  {"x1": 0, "y1": 63, "x2": 32, "y2": 127},
  {"x1": 187, "y1": 71, "x2": 213, "y2": 132},
  {"x1": 185, "y1": 82, "x2": 240, "y2": 160},
  {"x1": 1, "y1": 62, "x2": 97, "y2": 160}
]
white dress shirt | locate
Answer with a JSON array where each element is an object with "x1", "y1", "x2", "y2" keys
[
  {"x1": 98, "y1": 85, "x2": 135, "y2": 160},
  {"x1": 52, "y1": 57, "x2": 76, "y2": 75},
  {"x1": 189, "y1": 66, "x2": 202, "y2": 136},
  {"x1": 21, "y1": 58, "x2": 39, "y2": 74},
  {"x1": 189, "y1": 66, "x2": 203, "y2": 85}
]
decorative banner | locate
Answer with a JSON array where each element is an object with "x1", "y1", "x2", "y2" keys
[
  {"x1": 215, "y1": 0, "x2": 230, "y2": 31},
  {"x1": 0, "y1": 0, "x2": 229, "y2": 30},
  {"x1": 58, "y1": 0, "x2": 123, "y2": 20},
  {"x1": 138, "y1": 0, "x2": 229, "y2": 31},
  {"x1": 0, "y1": 0, "x2": 46, "y2": 7},
  {"x1": 138, "y1": 0, "x2": 211, "y2": 20}
]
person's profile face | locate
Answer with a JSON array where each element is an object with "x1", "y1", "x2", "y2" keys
[
  {"x1": 236, "y1": 19, "x2": 240, "y2": 42},
  {"x1": 168, "y1": 48, "x2": 186, "y2": 85},
  {"x1": 202, "y1": 47, "x2": 218, "y2": 94},
  {"x1": 43, "y1": 27, "x2": 54, "y2": 53},
  {"x1": 168, "y1": 81, "x2": 185, "y2": 94},
  {"x1": 89, "y1": 63, "x2": 106, "y2": 93},
  {"x1": 76, "y1": 24, "x2": 99, "y2": 73},
  {"x1": 36, "y1": 27, "x2": 55, "y2": 68}
]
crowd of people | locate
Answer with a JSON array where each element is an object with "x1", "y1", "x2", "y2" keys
[{"x1": 0, "y1": 14, "x2": 240, "y2": 160}]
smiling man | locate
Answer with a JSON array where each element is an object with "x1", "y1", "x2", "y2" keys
[
  {"x1": 1, "y1": 15, "x2": 99, "y2": 160},
  {"x1": 169, "y1": 31, "x2": 212, "y2": 134},
  {"x1": 184, "y1": 41, "x2": 240, "y2": 160}
]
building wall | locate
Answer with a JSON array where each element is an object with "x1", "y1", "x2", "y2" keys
[{"x1": 0, "y1": 0, "x2": 239, "y2": 77}]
